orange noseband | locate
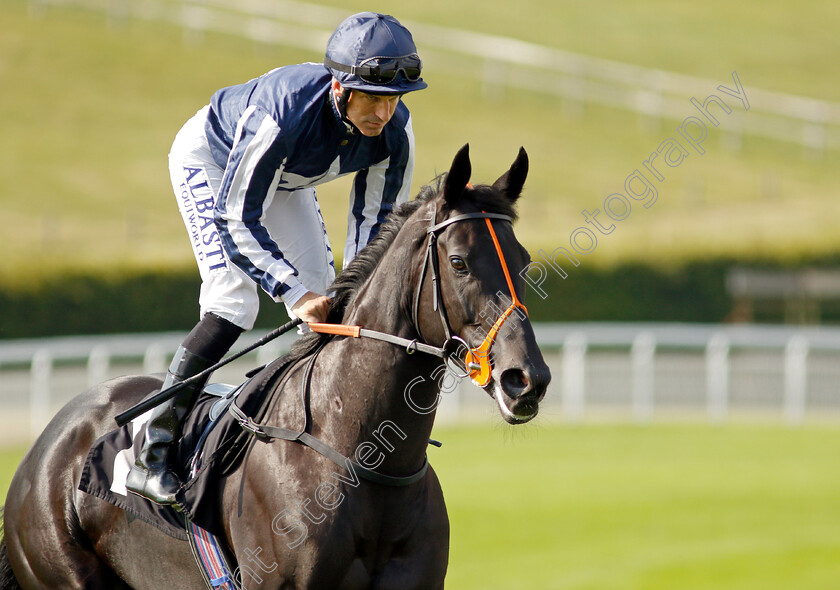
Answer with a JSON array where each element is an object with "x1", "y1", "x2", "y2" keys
[{"x1": 464, "y1": 216, "x2": 528, "y2": 387}]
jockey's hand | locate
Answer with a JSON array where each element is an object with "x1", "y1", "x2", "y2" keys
[{"x1": 292, "y1": 291, "x2": 331, "y2": 324}]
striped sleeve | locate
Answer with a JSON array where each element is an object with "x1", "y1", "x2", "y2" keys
[
  {"x1": 214, "y1": 105, "x2": 303, "y2": 299},
  {"x1": 343, "y1": 115, "x2": 415, "y2": 265}
]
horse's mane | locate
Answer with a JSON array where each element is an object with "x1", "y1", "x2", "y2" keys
[{"x1": 283, "y1": 174, "x2": 518, "y2": 363}]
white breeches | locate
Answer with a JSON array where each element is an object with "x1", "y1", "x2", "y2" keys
[{"x1": 169, "y1": 106, "x2": 335, "y2": 330}]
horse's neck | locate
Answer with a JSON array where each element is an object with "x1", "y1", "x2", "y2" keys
[{"x1": 308, "y1": 219, "x2": 442, "y2": 474}]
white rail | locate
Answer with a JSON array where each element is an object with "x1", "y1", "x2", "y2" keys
[
  {"x1": 0, "y1": 330, "x2": 299, "y2": 439},
  {"x1": 30, "y1": 0, "x2": 840, "y2": 152},
  {"x1": 2, "y1": 322, "x2": 840, "y2": 442}
]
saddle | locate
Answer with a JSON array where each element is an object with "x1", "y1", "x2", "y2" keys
[{"x1": 78, "y1": 353, "x2": 298, "y2": 540}]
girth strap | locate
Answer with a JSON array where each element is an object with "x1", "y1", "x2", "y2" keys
[{"x1": 228, "y1": 401, "x2": 429, "y2": 488}]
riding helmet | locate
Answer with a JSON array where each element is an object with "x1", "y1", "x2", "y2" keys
[{"x1": 324, "y1": 12, "x2": 428, "y2": 95}]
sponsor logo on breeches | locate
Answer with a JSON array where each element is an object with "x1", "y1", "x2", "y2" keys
[{"x1": 181, "y1": 166, "x2": 227, "y2": 273}]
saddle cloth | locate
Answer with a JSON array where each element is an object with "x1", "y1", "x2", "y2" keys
[{"x1": 78, "y1": 353, "x2": 295, "y2": 541}]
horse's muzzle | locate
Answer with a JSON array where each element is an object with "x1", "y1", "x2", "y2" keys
[
  {"x1": 500, "y1": 366, "x2": 548, "y2": 401},
  {"x1": 493, "y1": 362, "x2": 551, "y2": 424}
]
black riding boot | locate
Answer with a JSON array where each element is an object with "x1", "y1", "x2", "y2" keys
[
  {"x1": 125, "y1": 346, "x2": 211, "y2": 504},
  {"x1": 125, "y1": 312, "x2": 243, "y2": 505}
]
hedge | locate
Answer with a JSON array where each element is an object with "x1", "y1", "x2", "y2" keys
[{"x1": 2, "y1": 256, "x2": 839, "y2": 339}]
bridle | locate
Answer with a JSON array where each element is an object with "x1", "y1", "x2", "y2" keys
[
  {"x1": 310, "y1": 202, "x2": 528, "y2": 388},
  {"x1": 230, "y1": 202, "x2": 529, "y2": 488}
]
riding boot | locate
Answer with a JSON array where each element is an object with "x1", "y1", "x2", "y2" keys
[{"x1": 125, "y1": 346, "x2": 211, "y2": 504}]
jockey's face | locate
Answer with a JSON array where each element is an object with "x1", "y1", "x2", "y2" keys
[{"x1": 333, "y1": 80, "x2": 402, "y2": 137}]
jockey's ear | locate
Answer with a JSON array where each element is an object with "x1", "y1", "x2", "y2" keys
[
  {"x1": 442, "y1": 144, "x2": 471, "y2": 210},
  {"x1": 492, "y1": 147, "x2": 528, "y2": 202}
]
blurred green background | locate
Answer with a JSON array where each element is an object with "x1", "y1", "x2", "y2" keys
[
  {"x1": 2, "y1": 3, "x2": 839, "y2": 588},
  {"x1": 2, "y1": 0, "x2": 840, "y2": 336}
]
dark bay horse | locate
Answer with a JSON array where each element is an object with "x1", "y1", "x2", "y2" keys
[{"x1": 0, "y1": 145, "x2": 550, "y2": 589}]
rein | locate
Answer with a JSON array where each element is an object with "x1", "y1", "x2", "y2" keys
[
  {"x1": 309, "y1": 207, "x2": 528, "y2": 388},
  {"x1": 306, "y1": 322, "x2": 446, "y2": 358}
]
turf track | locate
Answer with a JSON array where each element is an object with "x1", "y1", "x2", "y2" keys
[{"x1": 1, "y1": 422, "x2": 838, "y2": 589}]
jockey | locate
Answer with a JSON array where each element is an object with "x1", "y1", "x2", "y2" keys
[{"x1": 126, "y1": 12, "x2": 427, "y2": 504}]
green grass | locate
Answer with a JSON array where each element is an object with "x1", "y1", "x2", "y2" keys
[
  {"x1": 0, "y1": 447, "x2": 27, "y2": 509},
  {"x1": 2, "y1": 0, "x2": 840, "y2": 286},
  {"x1": 2, "y1": 423, "x2": 838, "y2": 588},
  {"x1": 321, "y1": 0, "x2": 840, "y2": 103},
  {"x1": 430, "y1": 423, "x2": 840, "y2": 590}
]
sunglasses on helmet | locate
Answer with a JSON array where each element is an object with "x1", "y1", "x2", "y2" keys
[{"x1": 325, "y1": 54, "x2": 423, "y2": 85}]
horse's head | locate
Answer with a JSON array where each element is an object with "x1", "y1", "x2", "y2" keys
[{"x1": 412, "y1": 144, "x2": 551, "y2": 424}]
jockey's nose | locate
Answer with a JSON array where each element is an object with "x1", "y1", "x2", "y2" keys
[{"x1": 374, "y1": 96, "x2": 397, "y2": 123}]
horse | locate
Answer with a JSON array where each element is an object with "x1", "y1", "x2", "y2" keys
[{"x1": 0, "y1": 144, "x2": 550, "y2": 589}]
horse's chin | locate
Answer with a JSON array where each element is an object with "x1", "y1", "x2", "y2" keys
[{"x1": 489, "y1": 380, "x2": 539, "y2": 425}]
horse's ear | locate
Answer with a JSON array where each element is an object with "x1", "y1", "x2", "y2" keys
[
  {"x1": 492, "y1": 147, "x2": 529, "y2": 201},
  {"x1": 443, "y1": 144, "x2": 472, "y2": 208}
]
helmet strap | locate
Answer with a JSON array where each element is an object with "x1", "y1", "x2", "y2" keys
[{"x1": 333, "y1": 85, "x2": 358, "y2": 135}]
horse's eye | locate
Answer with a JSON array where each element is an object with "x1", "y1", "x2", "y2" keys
[{"x1": 449, "y1": 256, "x2": 468, "y2": 272}]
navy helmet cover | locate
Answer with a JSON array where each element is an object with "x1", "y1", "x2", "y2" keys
[{"x1": 325, "y1": 12, "x2": 428, "y2": 94}]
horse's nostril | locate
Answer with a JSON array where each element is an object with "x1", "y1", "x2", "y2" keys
[{"x1": 500, "y1": 369, "x2": 530, "y2": 398}]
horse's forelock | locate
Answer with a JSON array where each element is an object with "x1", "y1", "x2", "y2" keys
[{"x1": 453, "y1": 184, "x2": 520, "y2": 221}]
